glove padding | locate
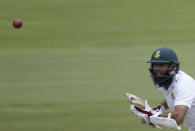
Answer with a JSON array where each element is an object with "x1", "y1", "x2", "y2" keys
[
  {"x1": 150, "y1": 113, "x2": 181, "y2": 130},
  {"x1": 130, "y1": 100, "x2": 161, "y2": 128},
  {"x1": 130, "y1": 100, "x2": 162, "y2": 128},
  {"x1": 130, "y1": 104, "x2": 151, "y2": 125}
]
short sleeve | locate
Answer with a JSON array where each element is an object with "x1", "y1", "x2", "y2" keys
[{"x1": 174, "y1": 84, "x2": 194, "y2": 108}]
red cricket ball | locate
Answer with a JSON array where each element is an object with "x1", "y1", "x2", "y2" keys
[{"x1": 13, "y1": 18, "x2": 23, "y2": 28}]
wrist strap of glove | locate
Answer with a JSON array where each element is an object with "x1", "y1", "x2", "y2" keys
[
  {"x1": 152, "y1": 105, "x2": 162, "y2": 110},
  {"x1": 135, "y1": 106, "x2": 153, "y2": 116},
  {"x1": 153, "y1": 104, "x2": 166, "y2": 113}
]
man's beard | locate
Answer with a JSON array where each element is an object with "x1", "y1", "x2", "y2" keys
[{"x1": 151, "y1": 71, "x2": 174, "y2": 90}]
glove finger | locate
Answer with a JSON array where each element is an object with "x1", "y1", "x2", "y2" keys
[
  {"x1": 144, "y1": 100, "x2": 152, "y2": 111},
  {"x1": 155, "y1": 125, "x2": 162, "y2": 129}
]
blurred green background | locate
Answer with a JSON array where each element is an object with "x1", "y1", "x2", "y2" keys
[{"x1": 0, "y1": 0, "x2": 195, "y2": 130}]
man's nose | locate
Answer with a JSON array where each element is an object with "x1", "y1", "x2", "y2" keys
[{"x1": 156, "y1": 71, "x2": 162, "y2": 76}]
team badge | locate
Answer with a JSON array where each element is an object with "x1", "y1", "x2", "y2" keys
[
  {"x1": 154, "y1": 50, "x2": 160, "y2": 58},
  {"x1": 171, "y1": 92, "x2": 175, "y2": 100}
]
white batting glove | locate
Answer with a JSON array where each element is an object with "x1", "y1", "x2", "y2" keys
[
  {"x1": 150, "y1": 113, "x2": 181, "y2": 130},
  {"x1": 130, "y1": 100, "x2": 163, "y2": 128},
  {"x1": 130, "y1": 104, "x2": 151, "y2": 125}
]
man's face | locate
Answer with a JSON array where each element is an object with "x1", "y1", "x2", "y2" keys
[{"x1": 153, "y1": 63, "x2": 169, "y2": 76}]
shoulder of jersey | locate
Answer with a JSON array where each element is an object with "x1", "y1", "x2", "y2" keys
[{"x1": 174, "y1": 71, "x2": 195, "y2": 88}]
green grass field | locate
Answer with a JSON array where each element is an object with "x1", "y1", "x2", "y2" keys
[{"x1": 1, "y1": 0, "x2": 195, "y2": 130}]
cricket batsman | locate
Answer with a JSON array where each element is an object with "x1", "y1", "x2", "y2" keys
[{"x1": 127, "y1": 47, "x2": 195, "y2": 131}]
